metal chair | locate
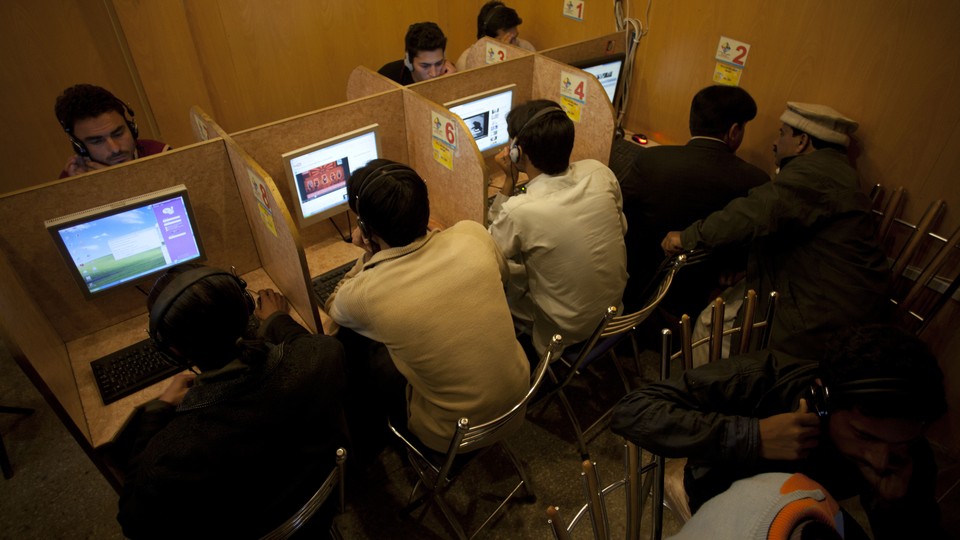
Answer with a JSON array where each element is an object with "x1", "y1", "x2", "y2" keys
[
  {"x1": 388, "y1": 335, "x2": 563, "y2": 540},
  {"x1": 259, "y1": 447, "x2": 347, "y2": 540},
  {"x1": 541, "y1": 250, "x2": 708, "y2": 459},
  {"x1": 892, "y1": 221, "x2": 960, "y2": 334}
]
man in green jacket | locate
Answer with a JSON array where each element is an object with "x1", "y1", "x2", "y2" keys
[{"x1": 662, "y1": 102, "x2": 891, "y2": 359}]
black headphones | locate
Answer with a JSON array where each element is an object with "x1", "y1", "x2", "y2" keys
[
  {"x1": 482, "y1": 4, "x2": 507, "y2": 36},
  {"x1": 60, "y1": 99, "x2": 139, "y2": 158},
  {"x1": 148, "y1": 267, "x2": 254, "y2": 359},
  {"x1": 354, "y1": 163, "x2": 415, "y2": 240},
  {"x1": 804, "y1": 377, "x2": 916, "y2": 418},
  {"x1": 509, "y1": 106, "x2": 565, "y2": 164}
]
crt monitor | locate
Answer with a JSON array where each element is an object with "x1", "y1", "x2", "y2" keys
[
  {"x1": 444, "y1": 84, "x2": 516, "y2": 156},
  {"x1": 572, "y1": 53, "x2": 626, "y2": 104},
  {"x1": 45, "y1": 184, "x2": 205, "y2": 298},
  {"x1": 282, "y1": 124, "x2": 381, "y2": 228}
]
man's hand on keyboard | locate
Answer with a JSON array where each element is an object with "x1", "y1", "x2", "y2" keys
[
  {"x1": 255, "y1": 288, "x2": 289, "y2": 320},
  {"x1": 158, "y1": 373, "x2": 196, "y2": 406}
]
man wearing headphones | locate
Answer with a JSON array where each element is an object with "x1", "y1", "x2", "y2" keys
[
  {"x1": 117, "y1": 265, "x2": 349, "y2": 539},
  {"x1": 487, "y1": 99, "x2": 628, "y2": 356},
  {"x1": 377, "y1": 22, "x2": 456, "y2": 85},
  {"x1": 326, "y1": 159, "x2": 529, "y2": 454},
  {"x1": 54, "y1": 84, "x2": 170, "y2": 178},
  {"x1": 455, "y1": 1, "x2": 535, "y2": 71},
  {"x1": 611, "y1": 325, "x2": 948, "y2": 539}
]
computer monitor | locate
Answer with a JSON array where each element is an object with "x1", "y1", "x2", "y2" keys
[
  {"x1": 45, "y1": 184, "x2": 205, "y2": 298},
  {"x1": 572, "y1": 53, "x2": 626, "y2": 104},
  {"x1": 444, "y1": 84, "x2": 516, "y2": 156},
  {"x1": 282, "y1": 124, "x2": 380, "y2": 228}
]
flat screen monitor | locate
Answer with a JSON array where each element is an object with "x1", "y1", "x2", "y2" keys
[
  {"x1": 282, "y1": 124, "x2": 380, "y2": 228},
  {"x1": 444, "y1": 84, "x2": 515, "y2": 156},
  {"x1": 45, "y1": 185, "x2": 205, "y2": 298},
  {"x1": 572, "y1": 54, "x2": 626, "y2": 104}
]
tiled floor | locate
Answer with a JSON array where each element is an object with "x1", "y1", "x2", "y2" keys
[{"x1": 1, "y1": 337, "x2": 958, "y2": 539}]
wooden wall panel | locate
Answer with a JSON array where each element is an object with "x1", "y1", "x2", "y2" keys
[
  {"x1": 0, "y1": 0, "x2": 153, "y2": 192},
  {"x1": 507, "y1": 0, "x2": 620, "y2": 51},
  {"x1": 0, "y1": 141, "x2": 260, "y2": 342}
]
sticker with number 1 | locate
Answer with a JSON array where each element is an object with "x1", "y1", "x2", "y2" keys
[{"x1": 563, "y1": 0, "x2": 584, "y2": 21}]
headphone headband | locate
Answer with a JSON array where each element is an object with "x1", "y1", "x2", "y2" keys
[
  {"x1": 509, "y1": 106, "x2": 565, "y2": 164},
  {"x1": 355, "y1": 163, "x2": 415, "y2": 238},
  {"x1": 806, "y1": 376, "x2": 917, "y2": 418},
  {"x1": 149, "y1": 267, "x2": 250, "y2": 348}
]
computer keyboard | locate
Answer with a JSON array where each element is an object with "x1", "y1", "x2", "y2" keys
[
  {"x1": 91, "y1": 339, "x2": 183, "y2": 405},
  {"x1": 312, "y1": 260, "x2": 355, "y2": 306}
]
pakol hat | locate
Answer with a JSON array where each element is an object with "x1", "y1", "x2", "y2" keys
[{"x1": 780, "y1": 102, "x2": 858, "y2": 147}]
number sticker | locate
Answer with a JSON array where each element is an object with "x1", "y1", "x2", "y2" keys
[
  {"x1": 563, "y1": 0, "x2": 585, "y2": 21},
  {"x1": 715, "y1": 36, "x2": 751, "y2": 67}
]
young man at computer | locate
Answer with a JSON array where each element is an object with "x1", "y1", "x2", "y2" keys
[
  {"x1": 325, "y1": 159, "x2": 530, "y2": 454},
  {"x1": 54, "y1": 84, "x2": 170, "y2": 178},
  {"x1": 377, "y1": 22, "x2": 457, "y2": 85},
  {"x1": 487, "y1": 99, "x2": 628, "y2": 355}
]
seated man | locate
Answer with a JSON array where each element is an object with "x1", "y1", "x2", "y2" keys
[
  {"x1": 326, "y1": 159, "x2": 529, "y2": 453},
  {"x1": 117, "y1": 265, "x2": 349, "y2": 539},
  {"x1": 619, "y1": 85, "x2": 769, "y2": 314},
  {"x1": 54, "y1": 84, "x2": 170, "y2": 178},
  {"x1": 455, "y1": 1, "x2": 535, "y2": 71},
  {"x1": 377, "y1": 22, "x2": 456, "y2": 85},
  {"x1": 611, "y1": 324, "x2": 948, "y2": 539},
  {"x1": 488, "y1": 99, "x2": 627, "y2": 355},
  {"x1": 662, "y1": 102, "x2": 891, "y2": 359}
]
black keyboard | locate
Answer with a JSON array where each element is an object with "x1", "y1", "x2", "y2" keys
[
  {"x1": 312, "y1": 260, "x2": 355, "y2": 306},
  {"x1": 91, "y1": 339, "x2": 182, "y2": 405}
]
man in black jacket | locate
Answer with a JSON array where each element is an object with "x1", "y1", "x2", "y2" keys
[
  {"x1": 117, "y1": 265, "x2": 349, "y2": 539},
  {"x1": 611, "y1": 324, "x2": 947, "y2": 539}
]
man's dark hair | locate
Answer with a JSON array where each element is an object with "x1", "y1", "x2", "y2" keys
[
  {"x1": 507, "y1": 99, "x2": 573, "y2": 175},
  {"x1": 477, "y1": 1, "x2": 522, "y2": 39},
  {"x1": 147, "y1": 264, "x2": 259, "y2": 371},
  {"x1": 819, "y1": 324, "x2": 946, "y2": 422},
  {"x1": 347, "y1": 159, "x2": 430, "y2": 247},
  {"x1": 54, "y1": 84, "x2": 126, "y2": 132},
  {"x1": 405, "y1": 22, "x2": 447, "y2": 60},
  {"x1": 688, "y1": 85, "x2": 758, "y2": 138}
]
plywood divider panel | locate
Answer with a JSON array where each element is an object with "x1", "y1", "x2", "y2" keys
[
  {"x1": 458, "y1": 37, "x2": 535, "y2": 71},
  {"x1": 0, "y1": 249, "x2": 88, "y2": 443},
  {"x1": 346, "y1": 66, "x2": 403, "y2": 102},
  {"x1": 407, "y1": 55, "x2": 537, "y2": 110},
  {"x1": 230, "y1": 91, "x2": 409, "y2": 215},
  {"x1": 221, "y1": 139, "x2": 322, "y2": 334},
  {"x1": 0, "y1": 141, "x2": 260, "y2": 342},
  {"x1": 532, "y1": 55, "x2": 616, "y2": 165},
  {"x1": 539, "y1": 31, "x2": 627, "y2": 65},
  {"x1": 401, "y1": 91, "x2": 487, "y2": 227}
]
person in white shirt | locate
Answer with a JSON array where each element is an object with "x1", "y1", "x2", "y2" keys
[{"x1": 487, "y1": 99, "x2": 628, "y2": 355}]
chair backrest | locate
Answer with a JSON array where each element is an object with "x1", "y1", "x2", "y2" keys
[
  {"x1": 875, "y1": 185, "x2": 904, "y2": 243},
  {"x1": 676, "y1": 289, "x2": 778, "y2": 370},
  {"x1": 458, "y1": 334, "x2": 562, "y2": 452},
  {"x1": 890, "y1": 199, "x2": 945, "y2": 279},
  {"x1": 894, "y1": 221, "x2": 960, "y2": 334},
  {"x1": 259, "y1": 447, "x2": 347, "y2": 540}
]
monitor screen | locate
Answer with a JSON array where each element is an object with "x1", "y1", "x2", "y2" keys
[
  {"x1": 445, "y1": 84, "x2": 515, "y2": 155},
  {"x1": 45, "y1": 185, "x2": 205, "y2": 298},
  {"x1": 573, "y1": 54, "x2": 626, "y2": 104},
  {"x1": 282, "y1": 124, "x2": 380, "y2": 228}
]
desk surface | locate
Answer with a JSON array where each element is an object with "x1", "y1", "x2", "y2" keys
[{"x1": 67, "y1": 267, "x2": 315, "y2": 448}]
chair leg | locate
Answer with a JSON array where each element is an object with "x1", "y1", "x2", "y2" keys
[
  {"x1": 499, "y1": 441, "x2": 537, "y2": 502},
  {"x1": 554, "y1": 387, "x2": 590, "y2": 459}
]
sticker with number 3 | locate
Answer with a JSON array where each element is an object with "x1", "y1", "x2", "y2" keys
[{"x1": 563, "y1": 0, "x2": 584, "y2": 21}]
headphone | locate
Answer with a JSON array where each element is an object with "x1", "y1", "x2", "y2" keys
[
  {"x1": 60, "y1": 99, "x2": 139, "y2": 158},
  {"x1": 482, "y1": 4, "x2": 507, "y2": 36},
  {"x1": 804, "y1": 377, "x2": 916, "y2": 418},
  {"x1": 354, "y1": 163, "x2": 416, "y2": 240},
  {"x1": 509, "y1": 106, "x2": 565, "y2": 164},
  {"x1": 148, "y1": 267, "x2": 254, "y2": 360},
  {"x1": 403, "y1": 53, "x2": 414, "y2": 72}
]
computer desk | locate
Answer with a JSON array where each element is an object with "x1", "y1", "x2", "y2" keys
[{"x1": 65, "y1": 268, "x2": 310, "y2": 449}]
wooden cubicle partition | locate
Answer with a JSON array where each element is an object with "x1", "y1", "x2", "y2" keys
[
  {"x1": 538, "y1": 31, "x2": 627, "y2": 65},
  {"x1": 407, "y1": 54, "x2": 615, "y2": 167},
  {"x1": 346, "y1": 65, "x2": 403, "y2": 102},
  {"x1": 0, "y1": 143, "x2": 259, "y2": 343},
  {"x1": 457, "y1": 37, "x2": 535, "y2": 71},
  {"x1": 190, "y1": 106, "x2": 322, "y2": 335}
]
